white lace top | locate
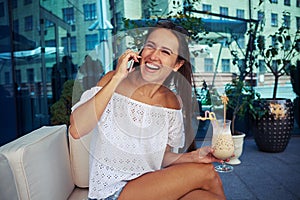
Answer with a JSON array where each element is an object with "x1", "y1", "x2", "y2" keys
[{"x1": 71, "y1": 86, "x2": 185, "y2": 199}]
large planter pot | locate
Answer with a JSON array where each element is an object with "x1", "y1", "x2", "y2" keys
[
  {"x1": 294, "y1": 97, "x2": 300, "y2": 127},
  {"x1": 251, "y1": 98, "x2": 294, "y2": 153},
  {"x1": 226, "y1": 132, "x2": 246, "y2": 165}
]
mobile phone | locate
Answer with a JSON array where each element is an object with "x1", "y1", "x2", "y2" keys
[{"x1": 128, "y1": 49, "x2": 142, "y2": 72}]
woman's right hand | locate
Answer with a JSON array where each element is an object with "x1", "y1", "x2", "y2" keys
[
  {"x1": 114, "y1": 49, "x2": 141, "y2": 80},
  {"x1": 192, "y1": 146, "x2": 225, "y2": 164}
]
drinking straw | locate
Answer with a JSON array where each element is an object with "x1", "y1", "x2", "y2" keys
[{"x1": 221, "y1": 94, "x2": 229, "y2": 128}]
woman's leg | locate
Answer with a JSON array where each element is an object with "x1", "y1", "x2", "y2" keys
[{"x1": 118, "y1": 163, "x2": 225, "y2": 200}]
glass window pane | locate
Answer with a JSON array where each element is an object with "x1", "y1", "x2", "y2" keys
[
  {"x1": 236, "y1": 9, "x2": 245, "y2": 19},
  {"x1": 24, "y1": 15, "x2": 33, "y2": 31},
  {"x1": 204, "y1": 58, "x2": 213, "y2": 72},
  {"x1": 85, "y1": 34, "x2": 98, "y2": 50},
  {"x1": 221, "y1": 59, "x2": 230, "y2": 72},
  {"x1": 271, "y1": 13, "x2": 278, "y2": 27}
]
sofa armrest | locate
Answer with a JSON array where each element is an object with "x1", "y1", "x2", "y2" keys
[
  {"x1": 0, "y1": 153, "x2": 18, "y2": 200},
  {"x1": 0, "y1": 125, "x2": 75, "y2": 200},
  {"x1": 69, "y1": 130, "x2": 92, "y2": 188}
]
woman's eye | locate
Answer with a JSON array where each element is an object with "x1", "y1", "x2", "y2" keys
[
  {"x1": 145, "y1": 44, "x2": 155, "y2": 49},
  {"x1": 161, "y1": 50, "x2": 171, "y2": 55}
]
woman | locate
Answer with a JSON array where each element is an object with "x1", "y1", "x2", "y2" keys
[{"x1": 70, "y1": 20, "x2": 226, "y2": 200}]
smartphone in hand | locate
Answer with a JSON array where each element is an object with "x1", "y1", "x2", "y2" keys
[{"x1": 128, "y1": 49, "x2": 142, "y2": 72}]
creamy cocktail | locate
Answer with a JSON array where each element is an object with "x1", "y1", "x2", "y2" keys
[{"x1": 211, "y1": 119, "x2": 234, "y2": 172}]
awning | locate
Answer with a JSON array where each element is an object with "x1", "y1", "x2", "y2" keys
[
  {"x1": 126, "y1": 18, "x2": 247, "y2": 34},
  {"x1": 0, "y1": 47, "x2": 64, "y2": 60}
]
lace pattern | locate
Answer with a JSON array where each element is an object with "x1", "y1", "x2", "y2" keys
[{"x1": 72, "y1": 86, "x2": 185, "y2": 198}]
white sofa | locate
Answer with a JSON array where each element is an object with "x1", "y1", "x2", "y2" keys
[{"x1": 0, "y1": 124, "x2": 92, "y2": 200}]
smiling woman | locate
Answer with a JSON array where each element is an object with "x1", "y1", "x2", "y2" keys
[{"x1": 69, "y1": 19, "x2": 226, "y2": 200}]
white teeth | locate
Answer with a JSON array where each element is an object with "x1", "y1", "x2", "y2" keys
[{"x1": 146, "y1": 63, "x2": 159, "y2": 70}]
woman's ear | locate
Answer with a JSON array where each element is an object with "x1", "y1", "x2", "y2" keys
[{"x1": 173, "y1": 60, "x2": 185, "y2": 72}]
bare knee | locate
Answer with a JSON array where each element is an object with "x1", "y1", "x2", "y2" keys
[{"x1": 193, "y1": 163, "x2": 223, "y2": 189}]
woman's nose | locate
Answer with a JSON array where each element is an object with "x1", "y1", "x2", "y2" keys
[{"x1": 150, "y1": 49, "x2": 160, "y2": 60}]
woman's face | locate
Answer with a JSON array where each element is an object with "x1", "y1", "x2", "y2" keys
[{"x1": 139, "y1": 28, "x2": 184, "y2": 83}]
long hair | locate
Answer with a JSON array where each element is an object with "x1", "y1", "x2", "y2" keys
[{"x1": 144, "y1": 20, "x2": 197, "y2": 152}]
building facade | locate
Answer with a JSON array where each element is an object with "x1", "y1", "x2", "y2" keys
[{"x1": 0, "y1": 0, "x2": 299, "y2": 145}]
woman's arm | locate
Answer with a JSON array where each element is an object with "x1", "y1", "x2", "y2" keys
[
  {"x1": 69, "y1": 50, "x2": 140, "y2": 139},
  {"x1": 162, "y1": 145, "x2": 224, "y2": 168}
]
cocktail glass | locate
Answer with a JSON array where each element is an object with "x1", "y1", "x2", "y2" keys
[{"x1": 211, "y1": 119, "x2": 234, "y2": 173}]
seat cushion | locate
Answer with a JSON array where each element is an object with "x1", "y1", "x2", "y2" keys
[
  {"x1": 67, "y1": 187, "x2": 89, "y2": 200},
  {"x1": 0, "y1": 125, "x2": 74, "y2": 200}
]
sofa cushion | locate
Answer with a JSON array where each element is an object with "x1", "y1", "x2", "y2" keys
[
  {"x1": 69, "y1": 130, "x2": 92, "y2": 188},
  {"x1": 67, "y1": 187, "x2": 89, "y2": 200},
  {"x1": 0, "y1": 125, "x2": 74, "y2": 200},
  {"x1": 0, "y1": 154, "x2": 18, "y2": 200}
]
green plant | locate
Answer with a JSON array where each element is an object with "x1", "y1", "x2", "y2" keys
[
  {"x1": 256, "y1": 15, "x2": 300, "y2": 99},
  {"x1": 50, "y1": 80, "x2": 75, "y2": 126},
  {"x1": 225, "y1": 78, "x2": 263, "y2": 134}
]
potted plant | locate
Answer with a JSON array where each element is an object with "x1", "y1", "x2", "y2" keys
[
  {"x1": 50, "y1": 80, "x2": 81, "y2": 126},
  {"x1": 251, "y1": 21, "x2": 299, "y2": 152},
  {"x1": 224, "y1": 78, "x2": 259, "y2": 164}
]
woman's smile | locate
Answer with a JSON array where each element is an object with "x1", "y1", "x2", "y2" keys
[{"x1": 145, "y1": 62, "x2": 160, "y2": 71}]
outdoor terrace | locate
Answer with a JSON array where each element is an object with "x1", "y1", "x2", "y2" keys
[{"x1": 196, "y1": 127, "x2": 300, "y2": 200}]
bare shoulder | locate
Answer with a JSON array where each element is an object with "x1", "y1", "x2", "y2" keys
[
  {"x1": 97, "y1": 71, "x2": 116, "y2": 87},
  {"x1": 160, "y1": 88, "x2": 182, "y2": 110}
]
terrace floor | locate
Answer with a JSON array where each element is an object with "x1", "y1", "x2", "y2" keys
[{"x1": 196, "y1": 127, "x2": 300, "y2": 200}]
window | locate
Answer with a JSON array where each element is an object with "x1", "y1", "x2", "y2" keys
[
  {"x1": 220, "y1": 7, "x2": 228, "y2": 20},
  {"x1": 270, "y1": 0, "x2": 278, "y2": 3},
  {"x1": 258, "y1": 11, "x2": 264, "y2": 22},
  {"x1": 236, "y1": 9, "x2": 245, "y2": 19},
  {"x1": 27, "y1": 68, "x2": 34, "y2": 83},
  {"x1": 297, "y1": 0, "x2": 300, "y2": 7},
  {"x1": 85, "y1": 34, "x2": 98, "y2": 50},
  {"x1": 237, "y1": 36, "x2": 245, "y2": 49},
  {"x1": 203, "y1": 4, "x2": 211, "y2": 12},
  {"x1": 0, "y1": 2, "x2": 4, "y2": 17},
  {"x1": 24, "y1": 15, "x2": 33, "y2": 31},
  {"x1": 283, "y1": 15, "x2": 290, "y2": 28},
  {"x1": 204, "y1": 58, "x2": 213, "y2": 72},
  {"x1": 62, "y1": 7, "x2": 75, "y2": 24},
  {"x1": 271, "y1": 13, "x2": 278, "y2": 27},
  {"x1": 70, "y1": 37, "x2": 77, "y2": 52},
  {"x1": 271, "y1": 36, "x2": 277, "y2": 46},
  {"x1": 61, "y1": 36, "x2": 77, "y2": 52},
  {"x1": 284, "y1": 0, "x2": 291, "y2": 6},
  {"x1": 296, "y1": 17, "x2": 300, "y2": 30},
  {"x1": 83, "y1": 3, "x2": 97, "y2": 21},
  {"x1": 24, "y1": 0, "x2": 32, "y2": 5},
  {"x1": 259, "y1": 60, "x2": 266, "y2": 73},
  {"x1": 13, "y1": 19, "x2": 19, "y2": 33},
  {"x1": 221, "y1": 59, "x2": 230, "y2": 72}
]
